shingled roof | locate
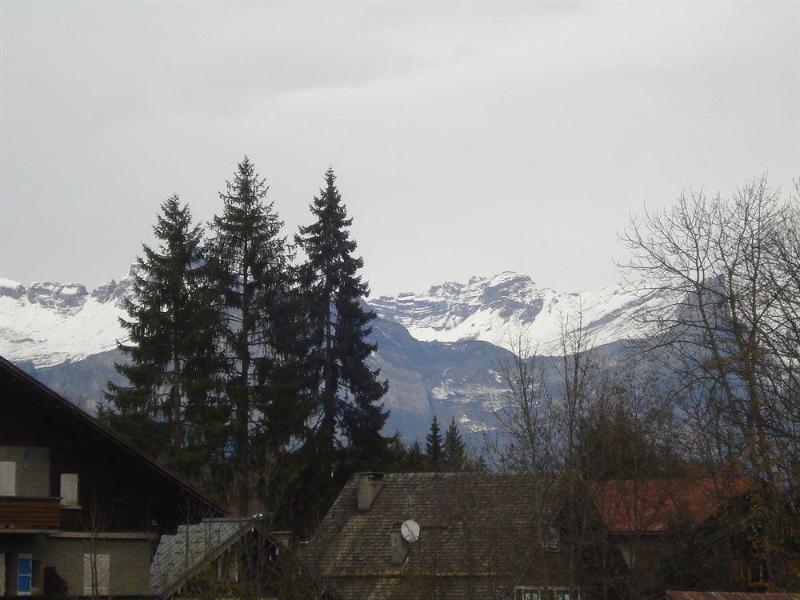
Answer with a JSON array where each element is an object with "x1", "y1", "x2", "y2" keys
[
  {"x1": 151, "y1": 518, "x2": 249, "y2": 598},
  {"x1": 304, "y1": 472, "x2": 573, "y2": 600},
  {"x1": 150, "y1": 517, "x2": 309, "y2": 599}
]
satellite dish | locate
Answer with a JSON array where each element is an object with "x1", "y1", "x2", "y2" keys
[{"x1": 401, "y1": 519, "x2": 420, "y2": 543}]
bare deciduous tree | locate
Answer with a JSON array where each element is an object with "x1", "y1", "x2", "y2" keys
[
  {"x1": 490, "y1": 332, "x2": 558, "y2": 476},
  {"x1": 620, "y1": 175, "x2": 800, "y2": 588}
]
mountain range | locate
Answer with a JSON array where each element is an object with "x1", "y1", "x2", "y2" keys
[{"x1": 0, "y1": 269, "x2": 663, "y2": 441}]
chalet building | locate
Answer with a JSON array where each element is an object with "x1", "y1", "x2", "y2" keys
[
  {"x1": 0, "y1": 355, "x2": 223, "y2": 598},
  {"x1": 588, "y1": 477, "x2": 747, "y2": 587},
  {"x1": 589, "y1": 478, "x2": 800, "y2": 595},
  {"x1": 304, "y1": 472, "x2": 617, "y2": 600}
]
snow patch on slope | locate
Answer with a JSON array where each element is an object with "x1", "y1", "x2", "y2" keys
[
  {"x1": 0, "y1": 267, "x2": 671, "y2": 369},
  {"x1": 0, "y1": 271, "x2": 133, "y2": 368},
  {"x1": 372, "y1": 271, "x2": 667, "y2": 354}
]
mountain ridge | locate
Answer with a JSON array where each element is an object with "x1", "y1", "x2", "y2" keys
[
  {"x1": 1, "y1": 267, "x2": 654, "y2": 440},
  {"x1": 1, "y1": 267, "x2": 661, "y2": 368},
  {"x1": 371, "y1": 270, "x2": 663, "y2": 353}
]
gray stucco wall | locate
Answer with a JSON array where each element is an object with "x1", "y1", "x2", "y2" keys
[
  {"x1": 0, "y1": 534, "x2": 153, "y2": 596},
  {"x1": 0, "y1": 446, "x2": 50, "y2": 497}
]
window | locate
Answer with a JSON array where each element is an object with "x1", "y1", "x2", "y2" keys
[
  {"x1": 17, "y1": 554, "x2": 32, "y2": 597},
  {"x1": 749, "y1": 559, "x2": 771, "y2": 583},
  {"x1": 514, "y1": 586, "x2": 579, "y2": 600},
  {"x1": 60, "y1": 473, "x2": 79, "y2": 507},
  {"x1": 543, "y1": 525, "x2": 561, "y2": 552},
  {"x1": 0, "y1": 462, "x2": 16, "y2": 496},
  {"x1": 216, "y1": 553, "x2": 239, "y2": 582},
  {"x1": 514, "y1": 587, "x2": 541, "y2": 600},
  {"x1": 83, "y1": 554, "x2": 110, "y2": 596}
]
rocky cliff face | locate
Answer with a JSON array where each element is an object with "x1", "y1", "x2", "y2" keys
[
  {"x1": 0, "y1": 269, "x2": 136, "y2": 368},
  {"x1": 17, "y1": 317, "x2": 525, "y2": 440},
  {"x1": 3, "y1": 268, "x2": 650, "y2": 440},
  {"x1": 371, "y1": 271, "x2": 664, "y2": 353}
]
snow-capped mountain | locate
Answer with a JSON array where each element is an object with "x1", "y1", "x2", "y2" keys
[
  {"x1": 0, "y1": 269, "x2": 134, "y2": 368},
  {"x1": 371, "y1": 271, "x2": 665, "y2": 354},
  {"x1": 1, "y1": 269, "x2": 661, "y2": 370},
  {"x1": 0, "y1": 268, "x2": 666, "y2": 439}
]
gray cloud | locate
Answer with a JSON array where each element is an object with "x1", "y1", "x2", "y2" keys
[{"x1": 1, "y1": 1, "x2": 798, "y2": 296}]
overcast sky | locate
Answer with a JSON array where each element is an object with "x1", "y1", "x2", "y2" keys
[{"x1": 1, "y1": 2, "x2": 798, "y2": 296}]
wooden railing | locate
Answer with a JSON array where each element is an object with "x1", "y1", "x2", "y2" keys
[{"x1": 0, "y1": 496, "x2": 61, "y2": 529}]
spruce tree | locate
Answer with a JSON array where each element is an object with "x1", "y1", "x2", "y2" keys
[
  {"x1": 425, "y1": 415, "x2": 443, "y2": 470},
  {"x1": 105, "y1": 196, "x2": 225, "y2": 480},
  {"x1": 405, "y1": 441, "x2": 426, "y2": 472},
  {"x1": 443, "y1": 417, "x2": 466, "y2": 471},
  {"x1": 296, "y1": 168, "x2": 389, "y2": 514},
  {"x1": 207, "y1": 157, "x2": 302, "y2": 516}
]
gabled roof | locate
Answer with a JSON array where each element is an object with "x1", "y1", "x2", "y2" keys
[
  {"x1": 305, "y1": 472, "x2": 570, "y2": 600},
  {"x1": 589, "y1": 477, "x2": 750, "y2": 535},
  {"x1": 0, "y1": 354, "x2": 222, "y2": 516},
  {"x1": 151, "y1": 518, "x2": 244, "y2": 596},
  {"x1": 150, "y1": 517, "x2": 280, "y2": 598}
]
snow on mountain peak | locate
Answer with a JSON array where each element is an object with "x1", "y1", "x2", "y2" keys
[
  {"x1": 0, "y1": 265, "x2": 665, "y2": 369},
  {"x1": 0, "y1": 269, "x2": 134, "y2": 368},
  {"x1": 0, "y1": 278, "x2": 25, "y2": 300},
  {"x1": 372, "y1": 271, "x2": 660, "y2": 353}
]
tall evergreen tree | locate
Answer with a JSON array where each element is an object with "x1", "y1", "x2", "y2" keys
[
  {"x1": 443, "y1": 417, "x2": 466, "y2": 471},
  {"x1": 207, "y1": 157, "x2": 302, "y2": 516},
  {"x1": 405, "y1": 440, "x2": 427, "y2": 472},
  {"x1": 105, "y1": 196, "x2": 225, "y2": 480},
  {"x1": 425, "y1": 415, "x2": 444, "y2": 470},
  {"x1": 295, "y1": 168, "x2": 389, "y2": 518}
]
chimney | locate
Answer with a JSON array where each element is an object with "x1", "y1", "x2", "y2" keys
[
  {"x1": 357, "y1": 472, "x2": 384, "y2": 511},
  {"x1": 389, "y1": 529, "x2": 407, "y2": 565}
]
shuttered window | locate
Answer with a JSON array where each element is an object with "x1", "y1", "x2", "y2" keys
[
  {"x1": 0, "y1": 553, "x2": 6, "y2": 596},
  {"x1": 83, "y1": 554, "x2": 110, "y2": 596},
  {"x1": 0, "y1": 462, "x2": 15, "y2": 496},
  {"x1": 60, "y1": 473, "x2": 79, "y2": 506},
  {"x1": 543, "y1": 525, "x2": 561, "y2": 552}
]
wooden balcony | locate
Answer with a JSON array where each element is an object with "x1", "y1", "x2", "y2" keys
[{"x1": 0, "y1": 496, "x2": 61, "y2": 529}]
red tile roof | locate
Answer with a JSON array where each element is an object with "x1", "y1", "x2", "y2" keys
[{"x1": 589, "y1": 477, "x2": 750, "y2": 535}]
